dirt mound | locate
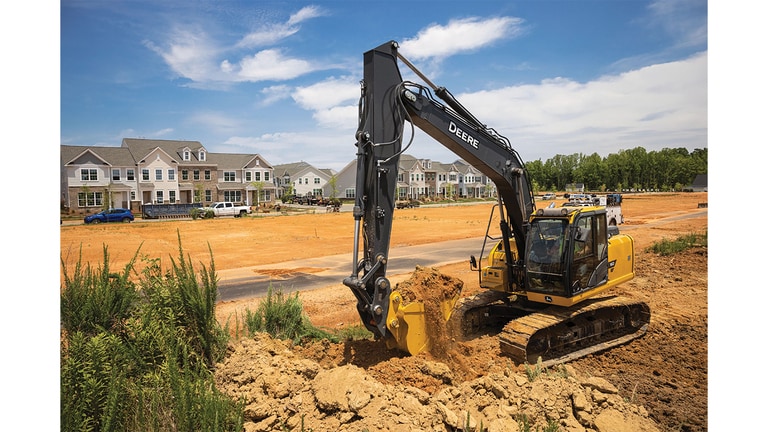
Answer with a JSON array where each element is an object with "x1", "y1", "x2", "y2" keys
[{"x1": 215, "y1": 332, "x2": 660, "y2": 432}]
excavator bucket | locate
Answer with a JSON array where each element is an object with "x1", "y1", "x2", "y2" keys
[
  {"x1": 384, "y1": 291, "x2": 460, "y2": 355},
  {"x1": 382, "y1": 266, "x2": 463, "y2": 355}
]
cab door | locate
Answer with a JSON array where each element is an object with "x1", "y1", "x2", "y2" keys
[{"x1": 569, "y1": 212, "x2": 609, "y2": 294}]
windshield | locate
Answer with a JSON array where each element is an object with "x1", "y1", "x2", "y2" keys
[{"x1": 526, "y1": 218, "x2": 568, "y2": 294}]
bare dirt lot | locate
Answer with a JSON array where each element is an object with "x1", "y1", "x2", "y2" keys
[{"x1": 60, "y1": 193, "x2": 708, "y2": 431}]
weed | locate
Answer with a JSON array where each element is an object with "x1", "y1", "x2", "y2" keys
[
  {"x1": 524, "y1": 357, "x2": 547, "y2": 382},
  {"x1": 61, "y1": 233, "x2": 243, "y2": 431},
  {"x1": 646, "y1": 231, "x2": 707, "y2": 256},
  {"x1": 241, "y1": 285, "x2": 339, "y2": 344}
]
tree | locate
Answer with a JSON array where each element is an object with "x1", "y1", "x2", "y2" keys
[
  {"x1": 250, "y1": 181, "x2": 265, "y2": 206},
  {"x1": 327, "y1": 175, "x2": 339, "y2": 199}
]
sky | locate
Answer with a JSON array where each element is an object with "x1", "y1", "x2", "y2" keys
[{"x1": 58, "y1": 0, "x2": 710, "y2": 172}]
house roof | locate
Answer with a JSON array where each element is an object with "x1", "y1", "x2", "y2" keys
[
  {"x1": 62, "y1": 145, "x2": 137, "y2": 167},
  {"x1": 122, "y1": 138, "x2": 205, "y2": 164},
  {"x1": 691, "y1": 174, "x2": 707, "y2": 188}
]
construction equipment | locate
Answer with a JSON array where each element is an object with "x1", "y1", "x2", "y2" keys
[{"x1": 342, "y1": 41, "x2": 649, "y2": 366}]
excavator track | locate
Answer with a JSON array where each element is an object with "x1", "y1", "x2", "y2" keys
[
  {"x1": 499, "y1": 296, "x2": 650, "y2": 367},
  {"x1": 449, "y1": 294, "x2": 650, "y2": 368}
]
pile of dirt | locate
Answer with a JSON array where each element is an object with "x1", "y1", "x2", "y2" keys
[{"x1": 215, "y1": 332, "x2": 660, "y2": 432}]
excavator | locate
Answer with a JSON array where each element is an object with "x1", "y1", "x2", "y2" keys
[{"x1": 342, "y1": 41, "x2": 650, "y2": 366}]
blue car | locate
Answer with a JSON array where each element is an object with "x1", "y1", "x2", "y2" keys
[{"x1": 84, "y1": 208, "x2": 135, "y2": 224}]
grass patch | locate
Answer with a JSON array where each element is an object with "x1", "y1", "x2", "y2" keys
[
  {"x1": 242, "y1": 286, "x2": 339, "y2": 344},
  {"x1": 645, "y1": 231, "x2": 707, "y2": 256}
]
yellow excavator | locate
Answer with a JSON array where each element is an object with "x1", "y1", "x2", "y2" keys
[{"x1": 342, "y1": 41, "x2": 650, "y2": 366}]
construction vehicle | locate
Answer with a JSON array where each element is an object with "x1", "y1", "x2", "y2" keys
[{"x1": 342, "y1": 41, "x2": 649, "y2": 366}]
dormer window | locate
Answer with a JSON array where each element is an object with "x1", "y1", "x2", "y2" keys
[
  {"x1": 199, "y1": 150, "x2": 206, "y2": 161},
  {"x1": 183, "y1": 150, "x2": 190, "y2": 161}
]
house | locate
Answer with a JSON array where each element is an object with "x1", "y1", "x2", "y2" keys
[
  {"x1": 61, "y1": 138, "x2": 276, "y2": 213},
  {"x1": 272, "y1": 161, "x2": 336, "y2": 199},
  {"x1": 688, "y1": 174, "x2": 707, "y2": 192},
  {"x1": 332, "y1": 154, "x2": 497, "y2": 202}
]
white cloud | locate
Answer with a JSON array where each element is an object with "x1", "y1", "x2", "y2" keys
[
  {"x1": 151, "y1": 128, "x2": 175, "y2": 137},
  {"x1": 287, "y1": 5, "x2": 326, "y2": 26},
  {"x1": 144, "y1": 28, "x2": 223, "y2": 82},
  {"x1": 236, "y1": 6, "x2": 326, "y2": 48},
  {"x1": 221, "y1": 130, "x2": 354, "y2": 169},
  {"x1": 187, "y1": 111, "x2": 241, "y2": 133},
  {"x1": 260, "y1": 85, "x2": 293, "y2": 106},
  {"x1": 290, "y1": 77, "x2": 359, "y2": 129},
  {"x1": 399, "y1": 16, "x2": 525, "y2": 60},
  {"x1": 292, "y1": 77, "x2": 358, "y2": 111},
  {"x1": 234, "y1": 49, "x2": 314, "y2": 81},
  {"x1": 455, "y1": 52, "x2": 707, "y2": 158}
]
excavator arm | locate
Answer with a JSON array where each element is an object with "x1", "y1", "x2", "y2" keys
[{"x1": 342, "y1": 41, "x2": 536, "y2": 343}]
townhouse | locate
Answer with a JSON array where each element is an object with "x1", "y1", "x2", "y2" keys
[
  {"x1": 61, "y1": 138, "x2": 497, "y2": 214},
  {"x1": 61, "y1": 138, "x2": 276, "y2": 213},
  {"x1": 272, "y1": 161, "x2": 337, "y2": 200}
]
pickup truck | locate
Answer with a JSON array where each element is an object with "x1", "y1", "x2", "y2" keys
[{"x1": 204, "y1": 202, "x2": 252, "y2": 217}]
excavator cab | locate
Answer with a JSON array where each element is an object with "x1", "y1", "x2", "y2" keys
[{"x1": 521, "y1": 206, "x2": 623, "y2": 307}]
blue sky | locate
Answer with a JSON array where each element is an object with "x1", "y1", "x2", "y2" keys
[{"x1": 58, "y1": 0, "x2": 709, "y2": 171}]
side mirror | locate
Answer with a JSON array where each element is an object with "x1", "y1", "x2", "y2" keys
[{"x1": 469, "y1": 255, "x2": 478, "y2": 270}]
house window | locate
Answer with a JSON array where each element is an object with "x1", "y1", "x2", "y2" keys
[
  {"x1": 205, "y1": 190, "x2": 212, "y2": 202},
  {"x1": 345, "y1": 188, "x2": 355, "y2": 198},
  {"x1": 224, "y1": 171, "x2": 236, "y2": 182},
  {"x1": 169, "y1": 191, "x2": 176, "y2": 203},
  {"x1": 168, "y1": 169, "x2": 175, "y2": 181},
  {"x1": 205, "y1": 170, "x2": 211, "y2": 180},
  {"x1": 77, "y1": 191, "x2": 103, "y2": 207},
  {"x1": 127, "y1": 169, "x2": 135, "y2": 181},
  {"x1": 80, "y1": 169, "x2": 97, "y2": 181},
  {"x1": 199, "y1": 151, "x2": 206, "y2": 161},
  {"x1": 142, "y1": 169, "x2": 150, "y2": 181},
  {"x1": 155, "y1": 169, "x2": 162, "y2": 181},
  {"x1": 112, "y1": 169, "x2": 120, "y2": 181},
  {"x1": 224, "y1": 191, "x2": 241, "y2": 202},
  {"x1": 264, "y1": 172, "x2": 269, "y2": 181},
  {"x1": 193, "y1": 170, "x2": 200, "y2": 180},
  {"x1": 245, "y1": 172, "x2": 252, "y2": 182},
  {"x1": 156, "y1": 191, "x2": 164, "y2": 204},
  {"x1": 181, "y1": 170, "x2": 188, "y2": 180},
  {"x1": 183, "y1": 150, "x2": 190, "y2": 161},
  {"x1": 314, "y1": 177, "x2": 320, "y2": 184},
  {"x1": 130, "y1": 191, "x2": 136, "y2": 201},
  {"x1": 254, "y1": 172, "x2": 261, "y2": 181}
]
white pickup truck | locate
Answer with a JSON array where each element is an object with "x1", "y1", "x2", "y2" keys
[{"x1": 205, "y1": 202, "x2": 252, "y2": 218}]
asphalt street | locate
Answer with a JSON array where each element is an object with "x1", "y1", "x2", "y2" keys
[{"x1": 216, "y1": 236, "x2": 488, "y2": 301}]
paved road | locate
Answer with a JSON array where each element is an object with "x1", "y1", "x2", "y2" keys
[
  {"x1": 216, "y1": 207, "x2": 708, "y2": 301},
  {"x1": 216, "y1": 236, "x2": 488, "y2": 301}
]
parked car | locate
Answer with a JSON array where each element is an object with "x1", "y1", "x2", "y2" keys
[
  {"x1": 542, "y1": 193, "x2": 556, "y2": 200},
  {"x1": 84, "y1": 208, "x2": 135, "y2": 224}
]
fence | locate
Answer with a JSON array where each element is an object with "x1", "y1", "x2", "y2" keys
[{"x1": 142, "y1": 203, "x2": 204, "y2": 219}]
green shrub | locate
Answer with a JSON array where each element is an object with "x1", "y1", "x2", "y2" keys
[
  {"x1": 60, "y1": 232, "x2": 243, "y2": 431},
  {"x1": 60, "y1": 244, "x2": 140, "y2": 338},
  {"x1": 645, "y1": 231, "x2": 707, "y2": 256}
]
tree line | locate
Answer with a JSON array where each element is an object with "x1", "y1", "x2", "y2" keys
[{"x1": 523, "y1": 146, "x2": 707, "y2": 193}]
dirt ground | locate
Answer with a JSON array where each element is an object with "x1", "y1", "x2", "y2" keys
[{"x1": 60, "y1": 192, "x2": 709, "y2": 431}]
